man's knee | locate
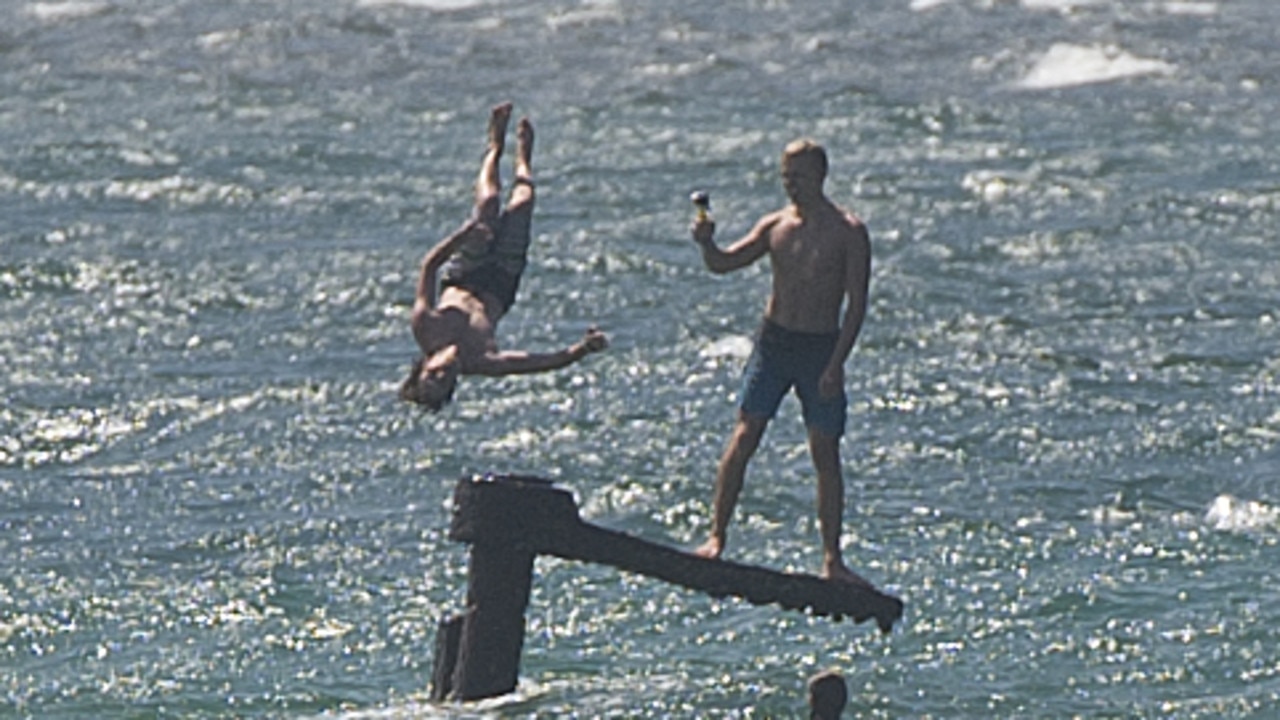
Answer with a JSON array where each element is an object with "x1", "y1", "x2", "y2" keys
[
  {"x1": 505, "y1": 180, "x2": 534, "y2": 211},
  {"x1": 806, "y1": 428, "x2": 843, "y2": 473},
  {"x1": 802, "y1": 402, "x2": 845, "y2": 440},
  {"x1": 729, "y1": 412, "x2": 769, "y2": 452},
  {"x1": 474, "y1": 194, "x2": 502, "y2": 224}
]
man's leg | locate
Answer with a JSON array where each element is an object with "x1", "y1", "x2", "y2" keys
[
  {"x1": 443, "y1": 103, "x2": 510, "y2": 283},
  {"x1": 508, "y1": 116, "x2": 535, "y2": 211},
  {"x1": 492, "y1": 116, "x2": 535, "y2": 280},
  {"x1": 440, "y1": 103, "x2": 509, "y2": 285},
  {"x1": 807, "y1": 428, "x2": 871, "y2": 587},
  {"x1": 473, "y1": 102, "x2": 511, "y2": 226},
  {"x1": 694, "y1": 411, "x2": 769, "y2": 560}
]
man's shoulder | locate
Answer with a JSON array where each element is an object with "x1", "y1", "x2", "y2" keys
[
  {"x1": 757, "y1": 208, "x2": 792, "y2": 230},
  {"x1": 822, "y1": 199, "x2": 861, "y2": 226},
  {"x1": 831, "y1": 205, "x2": 869, "y2": 244},
  {"x1": 411, "y1": 301, "x2": 436, "y2": 327}
]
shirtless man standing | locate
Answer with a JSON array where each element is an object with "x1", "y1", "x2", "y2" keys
[
  {"x1": 400, "y1": 103, "x2": 607, "y2": 411},
  {"x1": 690, "y1": 139, "x2": 872, "y2": 586}
]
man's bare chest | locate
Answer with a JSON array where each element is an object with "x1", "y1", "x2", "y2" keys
[{"x1": 771, "y1": 231, "x2": 843, "y2": 278}]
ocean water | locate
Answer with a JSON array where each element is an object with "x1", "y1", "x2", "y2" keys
[{"x1": 3, "y1": 0, "x2": 1279, "y2": 717}]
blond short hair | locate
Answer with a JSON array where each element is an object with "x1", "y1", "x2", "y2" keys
[{"x1": 783, "y1": 139, "x2": 828, "y2": 179}]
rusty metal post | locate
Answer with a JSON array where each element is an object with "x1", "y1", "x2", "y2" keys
[
  {"x1": 430, "y1": 474, "x2": 581, "y2": 702},
  {"x1": 448, "y1": 541, "x2": 536, "y2": 700},
  {"x1": 429, "y1": 614, "x2": 464, "y2": 701}
]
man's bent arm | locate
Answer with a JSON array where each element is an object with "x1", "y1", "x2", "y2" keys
[{"x1": 693, "y1": 215, "x2": 773, "y2": 274}]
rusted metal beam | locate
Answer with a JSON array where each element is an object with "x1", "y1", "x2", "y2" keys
[{"x1": 432, "y1": 474, "x2": 904, "y2": 701}]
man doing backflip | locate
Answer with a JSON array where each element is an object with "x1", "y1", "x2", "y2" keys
[
  {"x1": 690, "y1": 139, "x2": 872, "y2": 587},
  {"x1": 400, "y1": 103, "x2": 607, "y2": 411}
]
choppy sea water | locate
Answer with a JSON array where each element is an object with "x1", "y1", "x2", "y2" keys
[{"x1": 2, "y1": 0, "x2": 1279, "y2": 717}]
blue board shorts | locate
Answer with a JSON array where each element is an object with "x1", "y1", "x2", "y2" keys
[{"x1": 739, "y1": 319, "x2": 847, "y2": 437}]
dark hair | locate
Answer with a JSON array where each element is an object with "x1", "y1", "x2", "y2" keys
[
  {"x1": 399, "y1": 356, "x2": 456, "y2": 412},
  {"x1": 808, "y1": 670, "x2": 848, "y2": 719}
]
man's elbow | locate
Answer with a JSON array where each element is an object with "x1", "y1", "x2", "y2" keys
[
  {"x1": 420, "y1": 253, "x2": 444, "y2": 277},
  {"x1": 705, "y1": 258, "x2": 737, "y2": 275}
]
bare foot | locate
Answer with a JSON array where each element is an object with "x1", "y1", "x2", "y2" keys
[
  {"x1": 822, "y1": 560, "x2": 874, "y2": 590},
  {"x1": 692, "y1": 536, "x2": 724, "y2": 560},
  {"x1": 487, "y1": 102, "x2": 512, "y2": 154},
  {"x1": 514, "y1": 117, "x2": 534, "y2": 181}
]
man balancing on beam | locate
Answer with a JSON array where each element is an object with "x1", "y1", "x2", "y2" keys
[
  {"x1": 689, "y1": 139, "x2": 873, "y2": 588},
  {"x1": 400, "y1": 102, "x2": 608, "y2": 411}
]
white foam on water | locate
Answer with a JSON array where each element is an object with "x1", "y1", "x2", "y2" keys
[
  {"x1": 546, "y1": 8, "x2": 620, "y2": 29},
  {"x1": 197, "y1": 29, "x2": 242, "y2": 52},
  {"x1": 1014, "y1": 43, "x2": 1175, "y2": 90},
  {"x1": 1205, "y1": 494, "x2": 1280, "y2": 533},
  {"x1": 910, "y1": 0, "x2": 955, "y2": 11},
  {"x1": 355, "y1": 0, "x2": 488, "y2": 10},
  {"x1": 26, "y1": 1, "x2": 110, "y2": 21},
  {"x1": 699, "y1": 334, "x2": 753, "y2": 360},
  {"x1": 547, "y1": 0, "x2": 622, "y2": 29},
  {"x1": 1156, "y1": 1, "x2": 1218, "y2": 15},
  {"x1": 1020, "y1": 0, "x2": 1103, "y2": 11}
]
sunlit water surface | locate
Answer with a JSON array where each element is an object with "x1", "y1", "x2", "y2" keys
[{"x1": 3, "y1": 0, "x2": 1279, "y2": 717}]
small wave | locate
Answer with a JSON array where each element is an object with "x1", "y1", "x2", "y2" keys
[
  {"x1": 1086, "y1": 494, "x2": 1139, "y2": 526},
  {"x1": 26, "y1": 1, "x2": 110, "y2": 22},
  {"x1": 1015, "y1": 43, "x2": 1175, "y2": 90},
  {"x1": 1020, "y1": 0, "x2": 1103, "y2": 11},
  {"x1": 698, "y1": 335, "x2": 753, "y2": 361},
  {"x1": 1205, "y1": 494, "x2": 1279, "y2": 533},
  {"x1": 355, "y1": 0, "x2": 488, "y2": 9},
  {"x1": 547, "y1": 4, "x2": 622, "y2": 30},
  {"x1": 1160, "y1": 2, "x2": 1218, "y2": 16}
]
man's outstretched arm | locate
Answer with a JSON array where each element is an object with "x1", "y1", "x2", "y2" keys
[
  {"x1": 469, "y1": 327, "x2": 609, "y2": 376},
  {"x1": 415, "y1": 220, "x2": 489, "y2": 310}
]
